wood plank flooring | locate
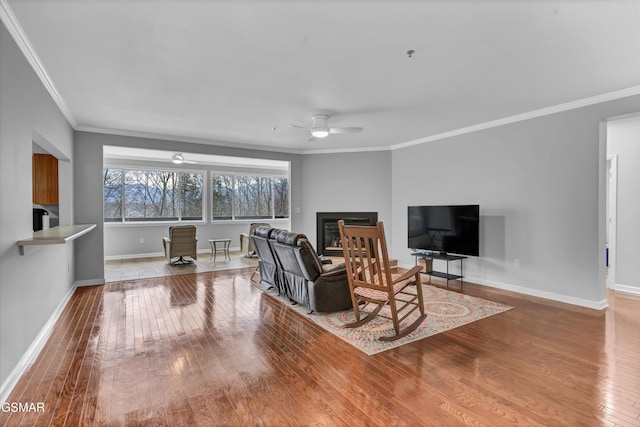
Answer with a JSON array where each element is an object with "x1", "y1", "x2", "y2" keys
[{"x1": 2, "y1": 268, "x2": 639, "y2": 426}]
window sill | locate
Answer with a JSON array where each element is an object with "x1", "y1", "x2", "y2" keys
[
  {"x1": 104, "y1": 219, "x2": 290, "y2": 227},
  {"x1": 104, "y1": 220, "x2": 207, "y2": 228}
]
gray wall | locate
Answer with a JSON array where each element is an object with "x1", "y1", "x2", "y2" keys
[
  {"x1": 607, "y1": 116, "x2": 640, "y2": 292},
  {"x1": 103, "y1": 219, "x2": 287, "y2": 259},
  {"x1": 74, "y1": 132, "x2": 303, "y2": 283},
  {"x1": 391, "y1": 95, "x2": 640, "y2": 307},
  {"x1": 0, "y1": 22, "x2": 75, "y2": 389},
  {"x1": 299, "y1": 151, "x2": 392, "y2": 249}
]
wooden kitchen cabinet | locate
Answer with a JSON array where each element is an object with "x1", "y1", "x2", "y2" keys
[{"x1": 32, "y1": 153, "x2": 58, "y2": 204}]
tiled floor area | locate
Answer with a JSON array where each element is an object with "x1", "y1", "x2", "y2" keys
[{"x1": 104, "y1": 250, "x2": 259, "y2": 282}]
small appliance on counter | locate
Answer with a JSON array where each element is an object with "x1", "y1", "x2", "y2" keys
[{"x1": 33, "y1": 208, "x2": 49, "y2": 231}]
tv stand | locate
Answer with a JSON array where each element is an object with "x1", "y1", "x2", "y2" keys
[{"x1": 410, "y1": 252, "x2": 467, "y2": 289}]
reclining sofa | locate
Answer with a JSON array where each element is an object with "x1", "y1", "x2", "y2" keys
[{"x1": 251, "y1": 226, "x2": 352, "y2": 313}]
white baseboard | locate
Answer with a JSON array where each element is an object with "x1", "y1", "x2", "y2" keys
[
  {"x1": 614, "y1": 284, "x2": 640, "y2": 295},
  {"x1": 465, "y1": 275, "x2": 608, "y2": 310},
  {"x1": 0, "y1": 284, "x2": 77, "y2": 402},
  {"x1": 397, "y1": 262, "x2": 608, "y2": 310},
  {"x1": 74, "y1": 278, "x2": 106, "y2": 287},
  {"x1": 104, "y1": 251, "x2": 165, "y2": 261}
]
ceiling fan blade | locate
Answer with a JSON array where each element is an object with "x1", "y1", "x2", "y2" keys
[
  {"x1": 329, "y1": 127, "x2": 363, "y2": 134},
  {"x1": 285, "y1": 124, "x2": 311, "y2": 130}
]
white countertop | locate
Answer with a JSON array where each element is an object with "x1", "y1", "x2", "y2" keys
[{"x1": 17, "y1": 224, "x2": 97, "y2": 255}]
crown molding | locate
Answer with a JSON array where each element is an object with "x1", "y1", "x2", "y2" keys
[
  {"x1": 391, "y1": 86, "x2": 640, "y2": 151},
  {"x1": 300, "y1": 145, "x2": 392, "y2": 155},
  {"x1": 304, "y1": 86, "x2": 640, "y2": 154},
  {"x1": 0, "y1": 0, "x2": 77, "y2": 128}
]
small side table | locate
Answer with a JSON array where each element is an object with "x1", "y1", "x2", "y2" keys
[
  {"x1": 410, "y1": 252, "x2": 467, "y2": 289},
  {"x1": 208, "y1": 238, "x2": 232, "y2": 261}
]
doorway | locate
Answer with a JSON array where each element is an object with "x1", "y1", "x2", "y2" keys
[
  {"x1": 606, "y1": 155, "x2": 617, "y2": 290},
  {"x1": 604, "y1": 114, "x2": 640, "y2": 296}
]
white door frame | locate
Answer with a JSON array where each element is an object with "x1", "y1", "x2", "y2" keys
[{"x1": 607, "y1": 155, "x2": 617, "y2": 290}]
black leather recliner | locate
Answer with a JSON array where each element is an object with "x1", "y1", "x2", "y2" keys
[
  {"x1": 251, "y1": 227, "x2": 352, "y2": 313},
  {"x1": 270, "y1": 229, "x2": 352, "y2": 313},
  {"x1": 251, "y1": 226, "x2": 282, "y2": 294}
]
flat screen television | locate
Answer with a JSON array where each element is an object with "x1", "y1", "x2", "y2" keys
[{"x1": 408, "y1": 205, "x2": 479, "y2": 256}]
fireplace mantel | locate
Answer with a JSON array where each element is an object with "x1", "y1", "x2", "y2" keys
[{"x1": 316, "y1": 212, "x2": 378, "y2": 256}]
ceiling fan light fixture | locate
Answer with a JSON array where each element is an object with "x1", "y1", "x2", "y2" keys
[
  {"x1": 310, "y1": 114, "x2": 330, "y2": 138},
  {"x1": 310, "y1": 129, "x2": 330, "y2": 138},
  {"x1": 172, "y1": 153, "x2": 185, "y2": 164}
]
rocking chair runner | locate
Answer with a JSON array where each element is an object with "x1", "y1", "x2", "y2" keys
[{"x1": 338, "y1": 220, "x2": 426, "y2": 341}]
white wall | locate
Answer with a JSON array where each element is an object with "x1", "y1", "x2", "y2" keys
[
  {"x1": 299, "y1": 151, "x2": 392, "y2": 249},
  {"x1": 0, "y1": 21, "x2": 75, "y2": 390},
  {"x1": 607, "y1": 116, "x2": 640, "y2": 293},
  {"x1": 391, "y1": 95, "x2": 640, "y2": 308}
]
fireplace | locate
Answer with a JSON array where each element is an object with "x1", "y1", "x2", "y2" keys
[{"x1": 316, "y1": 212, "x2": 378, "y2": 256}]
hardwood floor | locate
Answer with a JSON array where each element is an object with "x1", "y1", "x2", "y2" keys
[{"x1": 2, "y1": 269, "x2": 639, "y2": 426}]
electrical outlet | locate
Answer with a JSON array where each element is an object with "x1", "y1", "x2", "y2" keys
[
  {"x1": 514, "y1": 259, "x2": 520, "y2": 268},
  {"x1": 139, "y1": 237, "x2": 144, "y2": 244}
]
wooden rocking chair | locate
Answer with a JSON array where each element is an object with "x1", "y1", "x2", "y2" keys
[{"x1": 338, "y1": 220, "x2": 426, "y2": 341}]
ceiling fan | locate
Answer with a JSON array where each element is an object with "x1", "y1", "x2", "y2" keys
[
  {"x1": 286, "y1": 114, "x2": 363, "y2": 140},
  {"x1": 171, "y1": 153, "x2": 196, "y2": 164}
]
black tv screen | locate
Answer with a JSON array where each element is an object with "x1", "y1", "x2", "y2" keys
[{"x1": 408, "y1": 205, "x2": 479, "y2": 256}]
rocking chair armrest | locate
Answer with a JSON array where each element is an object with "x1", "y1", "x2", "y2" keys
[{"x1": 391, "y1": 265, "x2": 423, "y2": 284}]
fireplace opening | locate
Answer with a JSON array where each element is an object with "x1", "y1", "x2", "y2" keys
[{"x1": 316, "y1": 212, "x2": 378, "y2": 256}]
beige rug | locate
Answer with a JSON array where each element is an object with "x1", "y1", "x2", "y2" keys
[{"x1": 261, "y1": 284, "x2": 512, "y2": 355}]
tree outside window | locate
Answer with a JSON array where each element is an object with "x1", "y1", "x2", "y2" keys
[
  {"x1": 181, "y1": 172, "x2": 204, "y2": 220},
  {"x1": 103, "y1": 168, "x2": 288, "y2": 223},
  {"x1": 125, "y1": 170, "x2": 178, "y2": 220},
  {"x1": 211, "y1": 174, "x2": 288, "y2": 221},
  {"x1": 103, "y1": 169, "x2": 123, "y2": 222},
  {"x1": 211, "y1": 175, "x2": 233, "y2": 220},
  {"x1": 103, "y1": 168, "x2": 204, "y2": 222},
  {"x1": 234, "y1": 176, "x2": 272, "y2": 219},
  {"x1": 274, "y1": 177, "x2": 289, "y2": 218}
]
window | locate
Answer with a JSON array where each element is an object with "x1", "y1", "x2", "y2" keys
[
  {"x1": 211, "y1": 175, "x2": 233, "y2": 220},
  {"x1": 103, "y1": 169, "x2": 123, "y2": 221},
  {"x1": 273, "y1": 177, "x2": 289, "y2": 218},
  {"x1": 104, "y1": 168, "x2": 205, "y2": 222},
  {"x1": 211, "y1": 174, "x2": 289, "y2": 221},
  {"x1": 180, "y1": 172, "x2": 204, "y2": 220}
]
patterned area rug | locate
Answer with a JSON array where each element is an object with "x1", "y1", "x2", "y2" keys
[{"x1": 261, "y1": 284, "x2": 512, "y2": 355}]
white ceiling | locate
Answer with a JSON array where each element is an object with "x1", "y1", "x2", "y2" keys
[{"x1": 4, "y1": 0, "x2": 640, "y2": 154}]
